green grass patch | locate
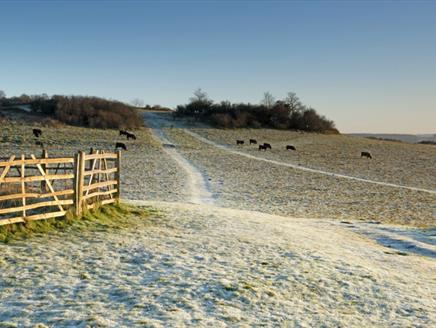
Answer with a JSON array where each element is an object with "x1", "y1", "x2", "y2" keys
[{"x1": 0, "y1": 202, "x2": 156, "y2": 244}]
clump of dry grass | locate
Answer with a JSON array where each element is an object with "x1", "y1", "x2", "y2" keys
[
  {"x1": 40, "y1": 117, "x2": 65, "y2": 128},
  {"x1": 0, "y1": 203, "x2": 154, "y2": 243}
]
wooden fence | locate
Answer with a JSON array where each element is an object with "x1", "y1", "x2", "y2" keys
[{"x1": 0, "y1": 150, "x2": 121, "y2": 226}]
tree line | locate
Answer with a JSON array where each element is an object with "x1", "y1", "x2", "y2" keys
[
  {"x1": 176, "y1": 89, "x2": 338, "y2": 133},
  {"x1": 0, "y1": 92, "x2": 143, "y2": 129}
]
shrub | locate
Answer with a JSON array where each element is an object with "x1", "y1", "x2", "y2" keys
[
  {"x1": 176, "y1": 91, "x2": 337, "y2": 133},
  {"x1": 53, "y1": 96, "x2": 143, "y2": 129},
  {"x1": 211, "y1": 113, "x2": 232, "y2": 128},
  {"x1": 232, "y1": 111, "x2": 249, "y2": 128},
  {"x1": 323, "y1": 128, "x2": 340, "y2": 135},
  {"x1": 417, "y1": 140, "x2": 436, "y2": 145},
  {"x1": 1, "y1": 94, "x2": 143, "y2": 129}
]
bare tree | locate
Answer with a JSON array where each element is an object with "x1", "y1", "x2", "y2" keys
[
  {"x1": 187, "y1": 88, "x2": 213, "y2": 120},
  {"x1": 131, "y1": 98, "x2": 144, "y2": 108},
  {"x1": 189, "y1": 88, "x2": 210, "y2": 104},
  {"x1": 261, "y1": 92, "x2": 275, "y2": 109},
  {"x1": 285, "y1": 92, "x2": 304, "y2": 113}
]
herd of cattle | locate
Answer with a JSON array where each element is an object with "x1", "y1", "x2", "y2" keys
[
  {"x1": 115, "y1": 130, "x2": 137, "y2": 150},
  {"x1": 235, "y1": 138, "x2": 373, "y2": 158},
  {"x1": 236, "y1": 138, "x2": 295, "y2": 152},
  {"x1": 30, "y1": 128, "x2": 372, "y2": 159},
  {"x1": 32, "y1": 128, "x2": 136, "y2": 151}
]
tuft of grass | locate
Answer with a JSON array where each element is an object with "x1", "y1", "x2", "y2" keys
[{"x1": 0, "y1": 203, "x2": 155, "y2": 243}]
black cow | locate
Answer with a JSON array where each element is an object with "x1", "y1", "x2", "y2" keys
[
  {"x1": 236, "y1": 140, "x2": 244, "y2": 145},
  {"x1": 126, "y1": 132, "x2": 137, "y2": 140},
  {"x1": 119, "y1": 130, "x2": 127, "y2": 136},
  {"x1": 115, "y1": 142, "x2": 127, "y2": 151},
  {"x1": 361, "y1": 151, "x2": 372, "y2": 159},
  {"x1": 259, "y1": 145, "x2": 266, "y2": 151},
  {"x1": 286, "y1": 145, "x2": 296, "y2": 151},
  {"x1": 33, "y1": 128, "x2": 42, "y2": 138},
  {"x1": 263, "y1": 143, "x2": 272, "y2": 150},
  {"x1": 249, "y1": 139, "x2": 257, "y2": 145}
]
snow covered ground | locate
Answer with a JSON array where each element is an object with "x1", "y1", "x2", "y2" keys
[
  {"x1": 1, "y1": 202, "x2": 434, "y2": 327},
  {"x1": 0, "y1": 111, "x2": 435, "y2": 327}
]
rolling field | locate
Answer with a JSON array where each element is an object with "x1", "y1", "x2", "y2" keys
[
  {"x1": 0, "y1": 112, "x2": 435, "y2": 327},
  {"x1": 192, "y1": 128, "x2": 436, "y2": 191}
]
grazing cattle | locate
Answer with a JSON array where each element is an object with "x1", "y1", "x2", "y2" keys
[
  {"x1": 33, "y1": 128, "x2": 42, "y2": 138},
  {"x1": 115, "y1": 142, "x2": 127, "y2": 151},
  {"x1": 361, "y1": 151, "x2": 372, "y2": 159},
  {"x1": 35, "y1": 141, "x2": 44, "y2": 148},
  {"x1": 126, "y1": 132, "x2": 136, "y2": 140},
  {"x1": 249, "y1": 139, "x2": 257, "y2": 145},
  {"x1": 258, "y1": 145, "x2": 266, "y2": 151},
  {"x1": 119, "y1": 130, "x2": 128, "y2": 136},
  {"x1": 263, "y1": 143, "x2": 272, "y2": 150},
  {"x1": 236, "y1": 140, "x2": 244, "y2": 145},
  {"x1": 286, "y1": 145, "x2": 296, "y2": 151}
]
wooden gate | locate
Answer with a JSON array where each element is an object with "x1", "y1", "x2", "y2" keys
[
  {"x1": 75, "y1": 150, "x2": 120, "y2": 215},
  {"x1": 0, "y1": 150, "x2": 121, "y2": 226}
]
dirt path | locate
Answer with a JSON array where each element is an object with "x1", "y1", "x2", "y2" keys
[
  {"x1": 144, "y1": 112, "x2": 435, "y2": 195},
  {"x1": 0, "y1": 115, "x2": 435, "y2": 326},
  {"x1": 139, "y1": 112, "x2": 436, "y2": 259},
  {"x1": 143, "y1": 112, "x2": 214, "y2": 205},
  {"x1": 182, "y1": 129, "x2": 436, "y2": 195}
]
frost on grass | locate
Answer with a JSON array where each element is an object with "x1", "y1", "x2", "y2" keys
[
  {"x1": 191, "y1": 127, "x2": 436, "y2": 191},
  {"x1": 1, "y1": 202, "x2": 434, "y2": 327},
  {"x1": 163, "y1": 128, "x2": 435, "y2": 226},
  {"x1": 0, "y1": 123, "x2": 186, "y2": 203}
]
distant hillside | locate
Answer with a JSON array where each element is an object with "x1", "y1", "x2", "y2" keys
[
  {"x1": 350, "y1": 133, "x2": 436, "y2": 144},
  {"x1": 0, "y1": 94, "x2": 143, "y2": 129}
]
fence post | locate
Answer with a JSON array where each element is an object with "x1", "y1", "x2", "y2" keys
[
  {"x1": 74, "y1": 151, "x2": 85, "y2": 216},
  {"x1": 41, "y1": 149, "x2": 48, "y2": 192},
  {"x1": 115, "y1": 150, "x2": 121, "y2": 200},
  {"x1": 21, "y1": 154, "x2": 26, "y2": 219}
]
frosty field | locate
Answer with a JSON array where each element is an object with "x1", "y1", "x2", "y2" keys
[
  {"x1": 1, "y1": 202, "x2": 435, "y2": 327},
  {"x1": 0, "y1": 111, "x2": 435, "y2": 327}
]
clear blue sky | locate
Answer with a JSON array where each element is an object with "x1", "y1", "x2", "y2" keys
[{"x1": 1, "y1": 0, "x2": 435, "y2": 133}]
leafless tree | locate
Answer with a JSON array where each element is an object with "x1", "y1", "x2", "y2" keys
[
  {"x1": 189, "y1": 88, "x2": 210, "y2": 104},
  {"x1": 261, "y1": 92, "x2": 275, "y2": 109},
  {"x1": 285, "y1": 92, "x2": 303, "y2": 113}
]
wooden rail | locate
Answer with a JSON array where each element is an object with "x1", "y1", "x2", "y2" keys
[{"x1": 0, "y1": 150, "x2": 121, "y2": 226}]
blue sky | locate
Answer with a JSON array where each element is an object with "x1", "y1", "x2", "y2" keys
[{"x1": 1, "y1": 0, "x2": 435, "y2": 133}]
